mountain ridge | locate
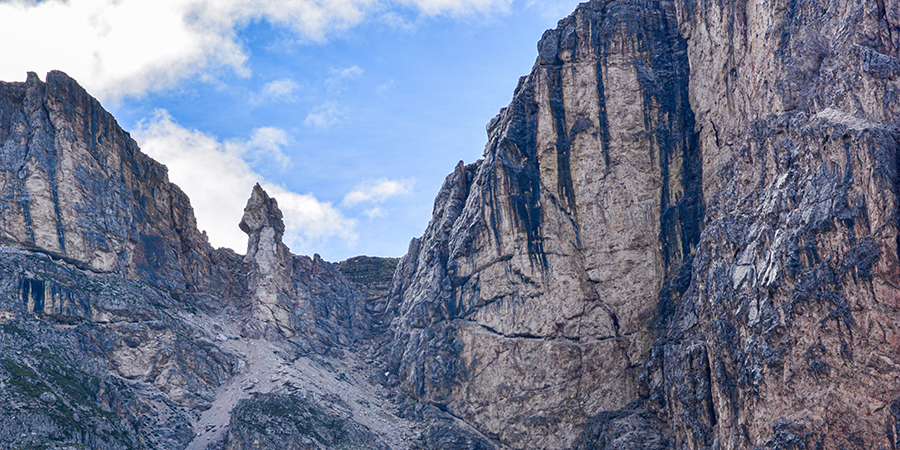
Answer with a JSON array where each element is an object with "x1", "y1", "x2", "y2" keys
[{"x1": 1, "y1": 0, "x2": 900, "y2": 448}]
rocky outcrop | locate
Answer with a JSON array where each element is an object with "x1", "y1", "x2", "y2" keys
[
  {"x1": 0, "y1": 71, "x2": 234, "y2": 297},
  {"x1": 642, "y1": 0, "x2": 900, "y2": 448},
  {"x1": 387, "y1": 1, "x2": 701, "y2": 448},
  {"x1": 0, "y1": 72, "x2": 387, "y2": 449},
  {"x1": 336, "y1": 256, "x2": 399, "y2": 331},
  {"x1": 222, "y1": 394, "x2": 391, "y2": 450},
  {"x1": 239, "y1": 183, "x2": 374, "y2": 349},
  {"x1": 389, "y1": 0, "x2": 900, "y2": 449},
  {"x1": 241, "y1": 184, "x2": 306, "y2": 338},
  {"x1": 0, "y1": 248, "x2": 226, "y2": 450}
]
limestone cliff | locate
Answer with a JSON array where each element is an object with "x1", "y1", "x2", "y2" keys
[
  {"x1": 0, "y1": 72, "x2": 395, "y2": 449},
  {"x1": 389, "y1": 0, "x2": 900, "y2": 449},
  {"x1": 0, "y1": 71, "x2": 226, "y2": 294},
  {"x1": 387, "y1": 1, "x2": 701, "y2": 448},
  {"x1": 645, "y1": 0, "x2": 900, "y2": 448}
]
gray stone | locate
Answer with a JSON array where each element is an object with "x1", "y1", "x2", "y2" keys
[
  {"x1": 386, "y1": 1, "x2": 700, "y2": 448},
  {"x1": 39, "y1": 391, "x2": 56, "y2": 404}
]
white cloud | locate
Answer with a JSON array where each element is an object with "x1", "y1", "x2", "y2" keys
[
  {"x1": 399, "y1": 0, "x2": 512, "y2": 15},
  {"x1": 364, "y1": 207, "x2": 388, "y2": 220},
  {"x1": 228, "y1": 127, "x2": 292, "y2": 169},
  {"x1": 304, "y1": 101, "x2": 347, "y2": 129},
  {"x1": 376, "y1": 12, "x2": 416, "y2": 30},
  {"x1": 325, "y1": 65, "x2": 364, "y2": 93},
  {"x1": 133, "y1": 109, "x2": 356, "y2": 254},
  {"x1": 343, "y1": 178, "x2": 415, "y2": 206},
  {"x1": 0, "y1": 0, "x2": 509, "y2": 102},
  {"x1": 333, "y1": 66, "x2": 364, "y2": 79},
  {"x1": 255, "y1": 78, "x2": 301, "y2": 103}
]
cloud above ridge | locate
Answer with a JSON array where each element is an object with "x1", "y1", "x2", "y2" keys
[
  {"x1": 343, "y1": 178, "x2": 415, "y2": 206},
  {"x1": 133, "y1": 109, "x2": 357, "y2": 254},
  {"x1": 0, "y1": 0, "x2": 511, "y2": 101}
]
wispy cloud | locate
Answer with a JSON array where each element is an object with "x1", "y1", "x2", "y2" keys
[
  {"x1": 304, "y1": 101, "x2": 347, "y2": 129},
  {"x1": 227, "y1": 127, "x2": 292, "y2": 170},
  {"x1": 375, "y1": 80, "x2": 396, "y2": 96},
  {"x1": 253, "y1": 78, "x2": 301, "y2": 104},
  {"x1": 333, "y1": 66, "x2": 364, "y2": 79},
  {"x1": 343, "y1": 178, "x2": 415, "y2": 206},
  {"x1": 0, "y1": 0, "x2": 510, "y2": 102},
  {"x1": 377, "y1": 12, "x2": 416, "y2": 31},
  {"x1": 325, "y1": 65, "x2": 364, "y2": 93},
  {"x1": 133, "y1": 109, "x2": 356, "y2": 254},
  {"x1": 400, "y1": 0, "x2": 512, "y2": 16},
  {"x1": 364, "y1": 207, "x2": 388, "y2": 220}
]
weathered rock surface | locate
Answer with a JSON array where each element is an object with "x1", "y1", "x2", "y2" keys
[
  {"x1": 388, "y1": 0, "x2": 900, "y2": 449},
  {"x1": 0, "y1": 72, "x2": 405, "y2": 449},
  {"x1": 643, "y1": 0, "x2": 900, "y2": 448},
  {"x1": 241, "y1": 183, "x2": 307, "y2": 338},
  {"x1": 387, "y1": 1, "x2": 700, "y2": 448},
  {"x1": 336, "y1": 256, "x2": 399, "y2": 331},
  {"x1": 0, "y1": 71, "x2": 235, "y2": 296},
  {"x1": 222, "y1": 394, "x2": 391, "y2": 450}
]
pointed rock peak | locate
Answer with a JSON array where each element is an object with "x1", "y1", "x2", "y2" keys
[
  {"x1": 26, "y1": 72, "x2": 41, "y2": 84},
  {"x1": 239, "y1": 183, "x2": 285, "y2": 237}
]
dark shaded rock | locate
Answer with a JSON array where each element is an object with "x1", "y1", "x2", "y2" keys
[
  {"x1": 386, "y1": 1, "x2": 700, "y2": 448},
  {"x1": 573, "y1": 402, "x2": 671, "y2": 450},
  {"x1": 222, "y1": 393, "x2": 390, "y2": 450},
  {"x1": 336, "y1": 256, "x2": 399, "y2": 330}
]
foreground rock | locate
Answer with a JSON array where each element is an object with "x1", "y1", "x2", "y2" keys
[
  {"x1": 388, "y1": 0, "x2": 900, "y2": 449},
  {"x1": 0, "y1": 71, "x2": 413, "y2": 449},
  {"x1": 645, "y1": 0, "x2": 900, "y2": 448},
  {"x1": 387, "y1": 1, "x2": 700, "y2": 448}
]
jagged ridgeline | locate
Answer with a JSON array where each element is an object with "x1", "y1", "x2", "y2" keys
[{"x1": 0, "y1": 0, "x2": 899, "y2": 449}]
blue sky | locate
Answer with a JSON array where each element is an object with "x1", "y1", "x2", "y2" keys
[{"x1": 0, "y1": 0, "x2": 583, "y2": 261}]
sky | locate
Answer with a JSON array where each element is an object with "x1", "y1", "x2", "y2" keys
[{"x1": 0, "y1": 0, "x2": 583, "y2": 261}]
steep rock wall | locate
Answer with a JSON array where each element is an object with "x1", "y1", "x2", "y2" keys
[
  {"x1": 0, "y1": 71, "x2": 225, "y2": 294},
  {"x1": 0, "y1": 72, "x2": 383, "y2": 449},
  {"x1": 643, "y1": 0, "x2": 900, "y2": 448},
  {"x1": 387, "y1": 1, "x2": 701, "y2": 448}
]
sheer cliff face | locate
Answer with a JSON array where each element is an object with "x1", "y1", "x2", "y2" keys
[
  {"x1": 0, "y1": 72, "x2": 380, "y2": 449},
  {"x1": 676, "y1": 0, "x2": 900, "y2": 200},
  {"x1": 647, "y1": 0, "x2": 900, "y2": 449},
  {"x1": 0, "y1": 71, "x2": 223, "y2": 294},
  {"x1": 388, "y1": 1, "x2": 701, "y2": 448},
  {"x1": 394, "y1": 0, "x2": 900, "y2": 449}
]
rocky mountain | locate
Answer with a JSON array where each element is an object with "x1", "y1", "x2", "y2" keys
[
  {"x1": 0, "y1": 71, "x2": 415, "y2": 450},
  {"x1": 387, "y1": 1, "x2": 699, "y2": 448},
  {"x1": 0, "y1": 0, "x2": 899, "y2": 449},
  {"x1": 387, "y1": 0, "x2": 900, "y2": 449}
]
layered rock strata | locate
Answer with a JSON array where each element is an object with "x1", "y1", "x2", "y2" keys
[
  {"x1": 387, "y1": 1, "x2": 701, "y2": 448},
  {"x1": 0, "y1": 72, "x2": 385, "y2": 449},
  {"x1": 391, "y1": 0, "x2": 900, "y2": 449},
  {"x1": 644, "y1": 0, "x2": 900, "y2": 448},
  {"x1": 0, "y1": 72, "x2": 224, "y2": 294}
]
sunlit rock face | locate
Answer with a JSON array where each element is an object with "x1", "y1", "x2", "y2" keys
[
  {"x1": 0, "y1": 71, "x2": 232, "y2": 295},
  {"x1": 240, "y1": 183, "x2": 303, "y2": 338},
  {"x1": 645, "y1": 0, "x2": 900, "y2": 449},
  {"x1": 389, "y1": 0, "x2": 900, "y2": 449},
  {"x1": 387, "y1": 1, "x2": 701, "y2": 448}
]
